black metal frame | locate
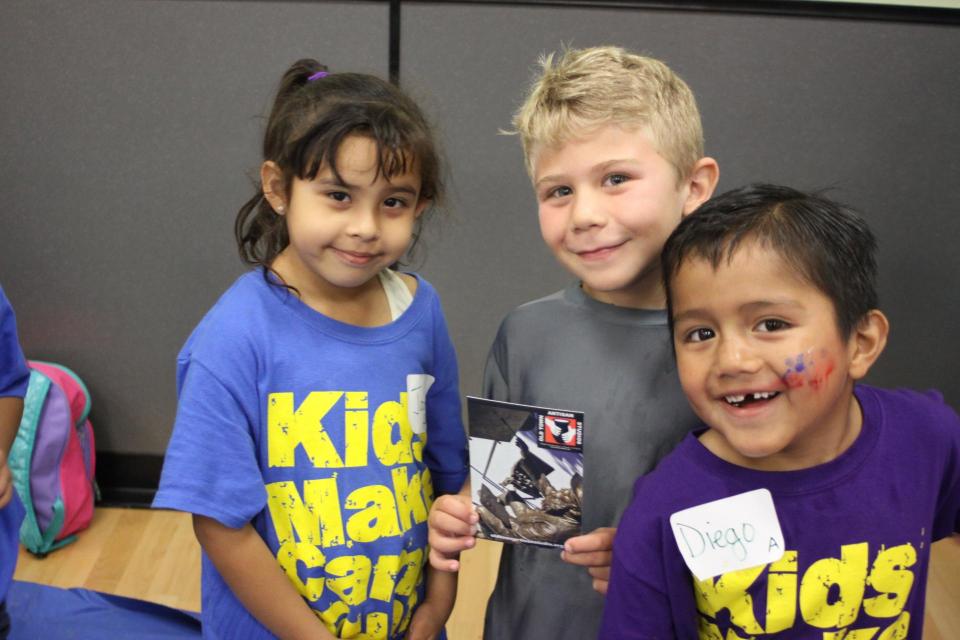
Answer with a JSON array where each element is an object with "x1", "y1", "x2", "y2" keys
[
  {"x1": 402, "y1": 0, "x2": 960, "y2": 24},
  {"x1": 386, "y1": 0, "x2": 958, "y2": 82}
]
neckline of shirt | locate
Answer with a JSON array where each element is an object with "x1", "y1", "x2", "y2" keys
[
  {"x1": 255, "y1": 268, "x2": 429, "y2": 344},
  {"x1": 564, "y1": 282, "x2": 669, "y2": 327},
  {"x1": 683, "y1": 385, "x2": 882, "y2": 497}
]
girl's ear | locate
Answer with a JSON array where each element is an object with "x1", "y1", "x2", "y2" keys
[
  {"x1": 260, "y1": 161, "x2": 288, "y2": 214},
  {"x1": 681, "y1": 157, "x2": 720, "y2": 216},
  {"x1": 414, "y1": 198, "x2": 430, "y2": 219},
  {"x1": 848, "y1": 310, "x2": 889, "y2": 380}
]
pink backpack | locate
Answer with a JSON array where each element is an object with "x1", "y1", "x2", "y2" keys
[{"x1": 9, "y1": 361, "x2": 97, "y2": 556}]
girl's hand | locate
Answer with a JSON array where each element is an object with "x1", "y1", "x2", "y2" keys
[
  {"x1": 403, "y1": 598, "x2": 447, "y2": 640},
  {"x1": 405, "y1": 563, "x2": 456, "y2": 640},
  {"x1": 427, "y1": 492, "x2": 477, "y2": 572},
  {"x1": 560, "y1": 527, "x2": 617, "y2": 595}
]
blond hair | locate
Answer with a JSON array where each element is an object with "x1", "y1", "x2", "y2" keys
[{"x1": 513, "y1": 46, "x2": 704, "y2": 180}]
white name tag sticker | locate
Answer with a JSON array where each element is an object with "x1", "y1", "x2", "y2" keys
[
  {"x1": 406, "y1": 374, "x2": 435, "y2": 435},
  {"x1": 669, "y1": 488, "x2": 785, "y2": 581}
]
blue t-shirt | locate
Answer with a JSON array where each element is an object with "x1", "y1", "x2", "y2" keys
[
  {"x1": 0, "y1": 284, "x2": 28, "y2": 604},
  {"x1": 0, "y1": 286, "x2": 29, "y2": 401},
  {"x1": 154, "y1": 270, "x2": 468, "y2": 639}
]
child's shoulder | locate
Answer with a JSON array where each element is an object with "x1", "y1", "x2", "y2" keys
[
  {"x1": 625, "y1": 434, "x2": 715, "y2": 520},
  {"x1": 506, "y1": 288, "x2": 569, "y2": 319},
  {"x1": 180, "y1": 270, "x2": 277, "y2": 357},
  {"x1": 858, "y1": 384, "x2": 960, "y2": 444},
  {"x1": 489, "y1": 288, "x2": 569, "y2": 337},
  {"x1": 395, "y1": 270, "x2": 441, "y2": 301},
  {"x1": 198, "y1": 269, "x2": 272, "y2": 325}
]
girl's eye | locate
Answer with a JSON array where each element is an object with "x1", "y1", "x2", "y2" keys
[
  {"x1": 328, "y1": 191, "x2": 350, "y2": 203},
  {"x1": 383, "y1": 197, "x2": 409, "y2": 209},
  {"x1": 683, "y1": 327, "x2": 715, "y2": 343},
  {"x1": 756, "y1": 318, "x2": 790, "y2": 333},
  {"x1": 547, "y1": 185, "x2": 573, "y2": 200},
  {"x1": 603, "y1": 173, "x2": 630, "y2": 187}
]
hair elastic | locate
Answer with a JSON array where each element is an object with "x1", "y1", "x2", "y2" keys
[{"x1": 307, "y1": 71, "x2": 329, "y2": 81}]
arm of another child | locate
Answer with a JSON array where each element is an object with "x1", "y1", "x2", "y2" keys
[
  {"x1": 405, "y1": 564, "x2": 457, "y2": 640},
  {"x1": 428, "y1": 481, "x2": 477, "y2": 572},
  {"x1": 561, "y1": 527, "x2": 616, "y2": 595},
  {"x1": 0, "y1": 397, "x2": 23, "y2": 509},
  {"x1": 193, "y1": 515, "x2": 336, "y2": 640},
  {"x1": 0, "y1": 285, "x2": 28, "y2": 510}
]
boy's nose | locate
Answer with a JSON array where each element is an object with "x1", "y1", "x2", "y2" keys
[
  {"x1": 714, "y1": 337, "x2": 763, "y2": 377},
  {"x1": 569, "y1": 192, "x2": 606, "y2": 230}
]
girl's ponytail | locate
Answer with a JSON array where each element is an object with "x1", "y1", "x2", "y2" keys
[
  {"x1": 235, "y1": 59, "x2": 328, "y2": 270},
  {"x1": 267, "y1": 59, "x2": 329, "y2": 131}
]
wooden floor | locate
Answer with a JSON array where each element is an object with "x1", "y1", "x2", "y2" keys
[{"x1": 13, "y1": 507, "x2": 960, "y2": 639}]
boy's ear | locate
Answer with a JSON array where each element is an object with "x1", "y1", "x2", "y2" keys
[
  {"x1": 681, "y1": 157, "x2": 720, "y2": 216},
  {"x1": 848, "y1": 310, "x2": 889, "y2": 380},
  {"x1": 260, "y1": 161, "x2": 288, "y2": 214}
]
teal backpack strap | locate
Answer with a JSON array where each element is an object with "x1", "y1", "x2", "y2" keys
[
  {"x1": 9, "y1": 370, "x2": 69, "y2": 556},
  {"x1": 9, "y1": 370, "x2": 49, "y2": 553}
]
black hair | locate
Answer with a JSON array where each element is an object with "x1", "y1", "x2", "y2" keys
[
  {"x1": 235, "y1": 59, "x2": 444, "y2": 281},
  {"x1": 661, "y1": 183, "x2": 879, "y2": 338}
]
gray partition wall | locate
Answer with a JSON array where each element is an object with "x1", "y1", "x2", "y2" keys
[
  {"x1": 0, "y1": 0, "x2": 390, "y2": 497},
  {"x1": 1, "y1": 1, "x2": 958, "y2": 499}
]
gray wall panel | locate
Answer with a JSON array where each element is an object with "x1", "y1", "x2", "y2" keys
[
  {"x1": 0, "y1": 0, "x2": 389, "y2": 453},
  {"x1": 401, "y1": 3, "x2": 960, "y2": 406},
  {"x1": 2, "y1": 1, "x2": 957, "y2": 458}
]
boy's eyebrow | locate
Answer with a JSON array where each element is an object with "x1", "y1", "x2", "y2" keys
[
  {"x1": 534, "y1": 159, "x2": 640, "y2": 189},
  {"x1": 671, "y1": 308, "x2": 708, "y2": 325},
  {"x1": 534, "y1": 174, "x2": 564, "y2": 188},
  {"x1": 672, "y1": 299, "x2": 805, "y2": 324},
  {"x1": 740, "y1": 299, "x2": 805, "y2": 313}
]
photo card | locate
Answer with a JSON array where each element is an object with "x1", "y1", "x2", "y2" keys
[{"x1": 467, "y1": 396, "x2": 584, "y2": 549}]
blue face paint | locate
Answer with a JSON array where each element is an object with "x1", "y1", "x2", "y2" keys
[
  {"x1": 784, "y1": 352, "x2": 812, "y2": 374},
  {"x1": 782, "y1": 349, "x2": 834, "y2": 391}
]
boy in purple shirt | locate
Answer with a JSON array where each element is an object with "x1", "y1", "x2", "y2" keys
[{"x1": 601, "y1": 184, "x2": 960, "y2": 639}]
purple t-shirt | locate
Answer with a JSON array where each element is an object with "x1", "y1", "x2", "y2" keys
[{"x1": 601, "y1": 385, "x2": 960, "y2": 639}]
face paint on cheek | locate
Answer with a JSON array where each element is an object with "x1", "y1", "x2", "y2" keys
[
  {"x1": 781, "y1": 348, "x2": 835, "y2": 391},
  {"x1": 782, "y1": 349, "x2": 813, "y2": 388},
  {"x1": 807, "y1": 350, "x2": 835, "y2": 391}
]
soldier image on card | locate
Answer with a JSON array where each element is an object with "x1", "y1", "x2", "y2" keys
[{"x1": 467, "y1": 396, "x2": 584, "y2": 548}]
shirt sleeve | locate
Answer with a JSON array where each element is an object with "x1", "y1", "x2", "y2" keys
[
  {"x1": 422, "y1": 294, "x2": 468, "y2": 495},
  {"x1": 481, "y1": 321, "x2": 509, "y2": 403},
  {"x1": 153, "y1": 358, "x2": 266, "y2": 528},
  {"x1": 932, "y1": 395, "x2": 960, "y2": 538},
  {"x1": 600, "y1": 479, "x2": 680, "y2": 639},
  {"x1": 0, "y1": 285, "x2": 29, "y2": 399}
]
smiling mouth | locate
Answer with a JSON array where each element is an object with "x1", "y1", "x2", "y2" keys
[
  {"x1": 574, "y1": 242, "x2": 626, "y2": 259},
  {"x1": 335, "y1": 249, "x2": 379, "y2": 265},
  {"x1": 723, "y1": 391, "x2": 780, "y2": 408}
]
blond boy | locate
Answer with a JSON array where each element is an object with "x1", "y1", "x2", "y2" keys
[{"x1": 428, "y1": 46, "x2": 719, "y2": 639}]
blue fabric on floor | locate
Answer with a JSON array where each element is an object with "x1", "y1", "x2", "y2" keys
[{"x1": 8, "y1": 580, "x2": 201, "y2": 638}]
